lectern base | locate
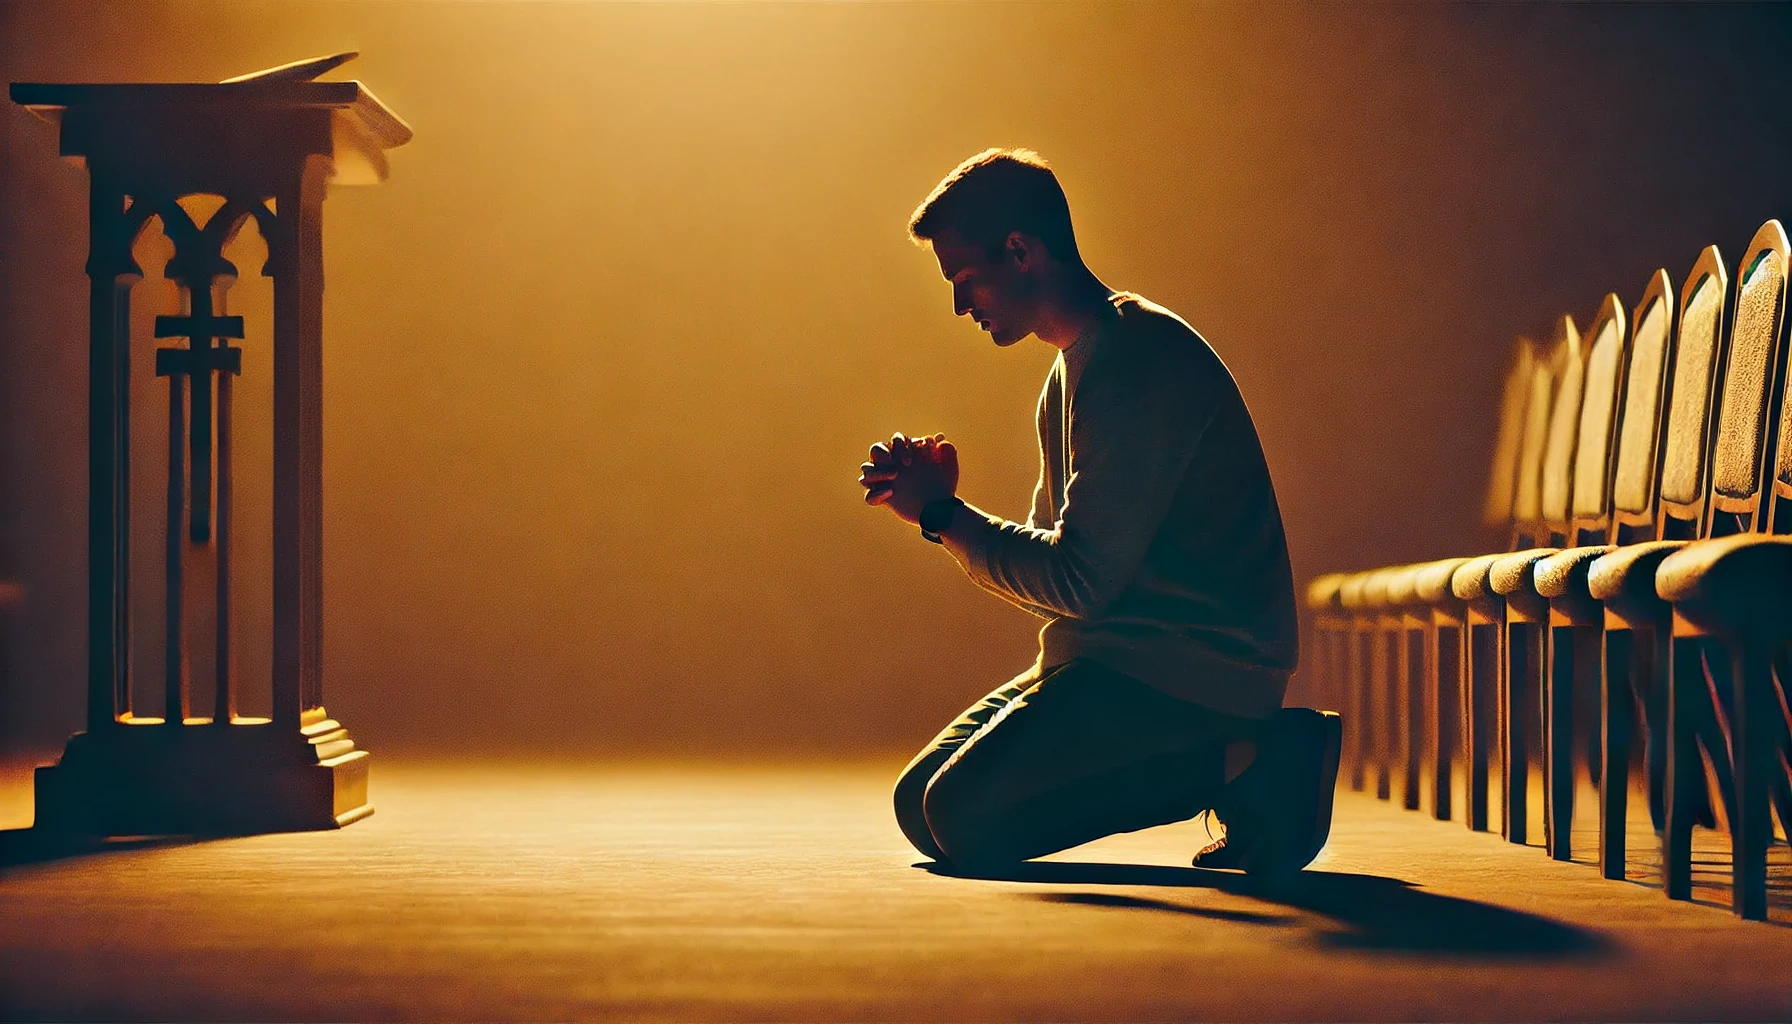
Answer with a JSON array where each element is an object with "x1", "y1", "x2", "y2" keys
[{"x1": 33, "y1": 710, "x2": 371, "y2": 836}]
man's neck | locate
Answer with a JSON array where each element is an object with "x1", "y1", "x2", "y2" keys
[{"x1": 1033, "y1": 270, "x2": 1115, "y2": 351}]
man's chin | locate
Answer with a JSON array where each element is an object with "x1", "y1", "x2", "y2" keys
[{"x1": 988, "y1": 327, "x2": 1026, "y2": 347}]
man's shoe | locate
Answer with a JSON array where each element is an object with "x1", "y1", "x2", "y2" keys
[{"x1": 1191, "y1": 708, "x2": 1342, "y2": 876}]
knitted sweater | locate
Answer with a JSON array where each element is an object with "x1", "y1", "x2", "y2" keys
[{"x1": 942, "y1": 292, "x2": 1298, "y2": 719}]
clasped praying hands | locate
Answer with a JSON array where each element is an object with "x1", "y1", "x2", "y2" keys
[{"x1": 858, "y1": 432, "x2": 960, "y2": 525}]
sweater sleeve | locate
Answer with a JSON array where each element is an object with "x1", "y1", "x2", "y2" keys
[{"x1": 943, "y1": 338, "x2": 1218, "y2": 620}]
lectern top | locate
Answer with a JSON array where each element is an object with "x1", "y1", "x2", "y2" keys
[
  {"x1": 10, "y1": 54, "x2": 411, "y2": 187},
  {"x1": 9, "y1": 79, "x2": 411, "y2": 149}
]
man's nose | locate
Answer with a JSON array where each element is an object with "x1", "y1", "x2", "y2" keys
[{"x1": 953, "y1": 286, "x2": 973, "y2": 316}]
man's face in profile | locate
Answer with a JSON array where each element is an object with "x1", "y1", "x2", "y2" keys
[{"x1": 931, "y1": 229, "x2": 1037, "y2": 347}]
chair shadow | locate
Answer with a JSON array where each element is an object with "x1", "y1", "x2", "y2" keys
[
  {"x1": 920, "y1": 859, "x2": 1616, "y2": 960},
  {"x1": 0, "y1": 826, "x2": 213, "y2": 868}
]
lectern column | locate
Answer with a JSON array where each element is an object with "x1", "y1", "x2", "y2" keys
[
  {"x1": 271, "y1": 154, "x2": 330, "y2": 728},
  {"x1": 85, "y1": 173, "x2": 137, "y2": 733}
]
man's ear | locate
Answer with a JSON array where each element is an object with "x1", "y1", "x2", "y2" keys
[{"x1": 1004, "y1": 231, "x2": 1032, "y2": 271}]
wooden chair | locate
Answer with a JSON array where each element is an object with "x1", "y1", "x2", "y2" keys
[
  {"x1": 1304, "y1": 572, "x2": 1350, "y2": 723},
  {"x1": 1585, "y1": 247, "x2": 1736, "y2": 879},
  {"x1": 1454, "y1": 315, "x2": 1586, "y2": 845},
  {"x1": 1325, "y1": 339, "x2": 1543, "y2": 818},
  {"x1": 1341, "y1": 565, "x2": 1412, "y2": 799},
  {"x1": 1524, "y1": 278, "x2": 1709, "y2": 867},
  {"x1": 1405, "y1": 342, "x2": 1544, "y2": 823},
  {"x1": 1338, "y1": 571, "x2": 1375, "y2": 792},
  {"x1": 1653, "y1": 220, "x2": 1792, "y2": 920},
  {"x1": 1499, "y1": 293, "x2": 1634, "y2": 861},
  {"x1": 1347, "y1": 338, "x2": 1562, "y2": 832},
  {"x1": 1491, "y1": 297, "x2": 1640, "y2": 859},
  {"x1": 1657, "y1": 535, "x2": 1792, "y2": 920},
  {"x1": 1415, "y1": 557, "x2": 1473, "y2": 823},
  {"x1": 1438, "y1": 340, "x2": 1564, "y2": 833},
  {"x1": 1384, "y1": 564, "x2": 1426, "y2": 812},
  {"x1": 1365, "y1": 567, "x2": 1400, "y2": 801}
]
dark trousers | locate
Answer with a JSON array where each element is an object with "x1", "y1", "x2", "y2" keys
[{"x1": 893, "y1": 658, "x2": 1265, "y2": 867}]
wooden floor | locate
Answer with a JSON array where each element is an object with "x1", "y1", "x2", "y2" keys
[{"x1": 1, "y1": 756, "x2": 1789, "y2": 1022}]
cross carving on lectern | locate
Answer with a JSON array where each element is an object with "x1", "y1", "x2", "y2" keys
[
  {"x1": 155, "y1": 314, "x2": 244, "y2": 376},
  {"x1": 156, "y1": 311, "x2": 245, "y2": 543}
]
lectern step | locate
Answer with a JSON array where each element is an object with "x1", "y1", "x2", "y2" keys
[{"x1": 31, "y1": 722, "x2": 372, "y2": 836}]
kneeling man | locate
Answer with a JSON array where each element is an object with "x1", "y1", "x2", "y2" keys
[{"x1": 861, "y1": 148, "x2": 1341, "y2": 875}]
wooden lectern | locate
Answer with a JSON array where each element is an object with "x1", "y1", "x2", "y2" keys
[{"x1": 9, "y1": 55, "x2": 410, "y2": 835}]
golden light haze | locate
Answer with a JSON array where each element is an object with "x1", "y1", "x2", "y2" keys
[{"x1": 3, "y1": 1, "x2": 1790, "y2": 758}]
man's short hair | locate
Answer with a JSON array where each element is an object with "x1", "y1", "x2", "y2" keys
[{"x1": 908, "y1": 148, "x2": 1082, "y2": 265}]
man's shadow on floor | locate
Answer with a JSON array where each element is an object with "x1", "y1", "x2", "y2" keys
[{"x1": 920, "y1": 859, "x2": 1615, "y2": 960}]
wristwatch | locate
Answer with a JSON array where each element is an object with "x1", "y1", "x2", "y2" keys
[{"x1": 919, "y1": 497, "x2": 963, "y2": 544}]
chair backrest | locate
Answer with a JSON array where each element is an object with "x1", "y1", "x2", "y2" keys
[
  {"x1": 1510, "y1": 332, "x2": 1564, "y2": 549},
  {"x1": 1608, "y1": 270, "x2": 1677, "y2": 543},
  {"x1": 1537, "y1": 314, "x2": 1587, "y2": 544},
  {"x1": 1770, "y1": 270, "x2": 1792, "y2": 535},
  {"x1": 1657, "y1": 246, "x2": 1731, "y2": 541},
  {"x1": 1483, "y1": 338, "x2": 1539, "y2": 528},
  {"x1": 1707, "y1": 219, "x2": 1791, "y2": 536},
  {"x1": 1568, "y1": 293, "x2": 1631, "y2": 545}
]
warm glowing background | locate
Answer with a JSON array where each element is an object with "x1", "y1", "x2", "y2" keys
[{"x1": 4, "y1": 2, "x2": 1792, "y2": 760}]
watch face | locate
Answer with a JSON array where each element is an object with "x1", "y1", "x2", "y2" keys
[{"x1": 920, "y1": 498, "x2": 960, "y2": 535}]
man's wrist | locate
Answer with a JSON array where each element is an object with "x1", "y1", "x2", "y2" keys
[{"x1": 918, "y1": 496, "x2": 963, "y2": 543}]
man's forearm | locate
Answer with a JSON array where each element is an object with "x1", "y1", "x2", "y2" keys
[
  {"x1": 937, "y1": 499, "x2": 1117, "y2": 620},
  {"x1": 934, "y1": 500, "x2": 1058, "y2": 619}
]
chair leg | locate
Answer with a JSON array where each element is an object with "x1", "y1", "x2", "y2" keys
[
  {"x1": 1600, "y1": 628, "x2": 1634, "y2": 880},
  {"x1": 1580, "y1": 630, "x2": 1605, "y2": 790},
  {"x1": 1430, "y1": 621, "x2": 1459, "y2": 822},
  {"x1": 1696, "y1": 645, "x2": 1739, "y2": 830},
  {"x1": 1546, "y1": 623, "x2": 1574, "y2": 860},
  {"x1": 1466, "y1": 622, "x2": 1494, "y2": 832},
  {"x1": 1376, "y1": 624, "x2": 1390, "y2": 799},
  {"x1": 1504, "y1": 620, "x2": 1535, "y2": 845},
  {"x1": 1639, "y1": 625, "x2": 1670, "y2": 833},
  {"x1": 1770, "y1": 644, "x2": 1792, "y2": 842},
  {"x1": 1731, "y1": 641, "x2": 1772, "y2": 921},
  {"x1": 1665, "y1": 633, "x2": 1701, "y2": 901},
  {"x1": 1347, "y1": 626, "x2": 1366, "y2": 792},
  {"x1": 1403, "y1": 624, "x2": 1423, "y2": 811},
  {"x1": 1776, "y1": 773, "x2": 1792, "y2": 852},
  {"x1": 1326, "y1": 620, "x2": 1340, "y2": 717}
]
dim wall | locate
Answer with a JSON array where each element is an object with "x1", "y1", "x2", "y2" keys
[{"x1": 3, "y1": 1, "x2": 1790, "y2": 758}]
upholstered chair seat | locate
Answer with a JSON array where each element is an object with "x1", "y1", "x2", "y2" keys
[
  {"x1": 1362, "y1": 567, "x2": 1394, "y2": 611},
  {"x1": 1450, "y1": 552, "x2": 1508, "y2": 617},
  {"x1": 1534, "y1": 545, "x2": 1614, "y2": 621},
  {"x1": 1413, "y1": 557, "x2": 1471, "y2": 607},
  {"x1": 1306, "y1": 572, "x2": 1347, "y2": 613},
  {"x1": 1488, "y1": 546, "x2": 1561, "y2": 618},
  {"x1": 1534, "y1": 546, "x2": 1613, "y2": 597},
  {"x1": 1586, "y1": 540, "x2": 1690, "y2": 622},
  {"x1": 1656, "y1": 534, "x2": 1792, "y2": 639},
  {"x1": 1384, "y1": 563, "x2": 1422, "y2": 609},
  {"x1": 1490, "y1": 547, "x2": 1559, "y2": 594}
]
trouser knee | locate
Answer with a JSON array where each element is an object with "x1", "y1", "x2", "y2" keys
[
  {"x1": 893, "y1": 755, "x2": 948, "y2": 861},
  {"x1": 920, "y1": 765, "x2": 1026, "y2": 869}
]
